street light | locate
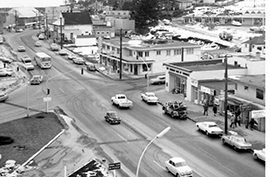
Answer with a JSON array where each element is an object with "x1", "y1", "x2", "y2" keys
[
  {"x1": 137, "y1": 55, "x2": 150, "y2": 92},
  {"x1": 135, "y1": 127, "x2": 171, "y2": 177}
]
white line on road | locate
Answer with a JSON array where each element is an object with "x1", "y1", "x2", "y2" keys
[
  {"x1": 153, "y1": 160, "x2": 166, "y2": 170},
  {"x1": 59, "y1": 87, "x2": 65, "y2": 93},
  {"x1": 117, "y1": 133, "x2": 129, "y2": 143}
]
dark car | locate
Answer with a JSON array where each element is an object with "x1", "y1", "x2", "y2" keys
[
  {"x1": 104, "y1": 111, "x2": 121, "y2": 124},
  {"x1": 0, "y1": 136, "x2": 14, "y2": 145}
]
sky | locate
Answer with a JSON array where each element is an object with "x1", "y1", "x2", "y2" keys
[{"x1": 0, "y1": 0, "x2": 65, "y2": 8}]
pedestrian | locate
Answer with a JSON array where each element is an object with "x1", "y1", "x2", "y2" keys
[
  {"x1": 203, "y1": 103, "x2": 208, "y2": 116},
  {"x1": 212, "y1": 104, "x2": 217, "y2": 116},
  {"x1": 249, "y1": 118, "x2": 258, "y2": 131},
  {"x1": 234, "y1": 114, "x2": 238, "y2": 128},
  {"x1": 229, "y1": 115, "x2": 235, "y2": 128},
  {"x1": 245, "y1": 117, "x2": 249, "y2": 129},
  {"x1": 237, "y1": 116, "x2": 241, "y2": 126}
]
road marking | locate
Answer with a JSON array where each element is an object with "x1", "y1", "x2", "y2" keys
[
  {"x1": 59, "y1": 87, "x2": 65, "y2": 93},
  {"x1": 117, "y1": 133, "x2": 129, "y2": 143},
  {"x1": 153, "y1": 160, "x2": 165, "y2": 170}
]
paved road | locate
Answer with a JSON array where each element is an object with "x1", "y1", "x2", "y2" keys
[{"x1": 1, "y1": 30, "x2": 265, "y2": 177}]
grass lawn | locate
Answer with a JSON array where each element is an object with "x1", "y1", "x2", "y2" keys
[{"x1": 0, "y1": 112, "x2": 64, "y2": 167}]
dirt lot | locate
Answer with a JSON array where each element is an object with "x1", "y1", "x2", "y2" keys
[{"x1": 0, "y1": 112, "x2": 64, "y2": 167}]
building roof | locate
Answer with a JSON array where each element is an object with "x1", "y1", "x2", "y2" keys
[
  {"x1": 228, "y1": 74, "x2": 265, "y2": 90},
  {"x1": 164, "y1": 59, "x2": 242, "y2": 72},
  {"x1": 199, "y1": 79, "x2": 235, "y2": 90},
  {"x1": 242, "y1": 36, "x2": 265, "y2": 45},
  {"x1": 62, "y1": 11, "x2": 92, "y2": 25},
  {"x1": 103, "y1": 37, "x2": 200, "y2": 51},
  {"x1": 77, "y1": 35, "x2": 96, "y2": 38},
  {"x1": 12, "y1": 7, "x2": 43, "y2": 18}
]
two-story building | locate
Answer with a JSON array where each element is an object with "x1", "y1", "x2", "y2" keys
[
  {"x1": 100, "y1": 37, "x2": 201, "y2": 76},
  {"x1": 240, "y1": 35, "x2": 265, "y2": 55}
]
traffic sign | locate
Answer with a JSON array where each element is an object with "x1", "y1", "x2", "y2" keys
[
  {"x1": 43, "y1": 97, "x2": 51, "y2": 102},
  {"x1": 108, "y1": 162, "x2": 121, "y2": 170}
]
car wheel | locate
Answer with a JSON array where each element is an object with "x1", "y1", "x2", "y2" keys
[
  {"x1": 222, "y1": 139, "x2": 226, "y2": 144},
  {"x1": 254, "y1": 154, "x2": 258, "y2": 160},
  {"x1": 233, "y1": 145, "x2": 237, "y2": 150},
  {"x1": 176, "y1": 173, "x2": 179, "y2": 177},
  {"x1": 197, "y1": 126, "x2": 200, "y2": 131},
  {"x1": 165, "y1": 167, "x2": 169, "y2": 172},
  {"x1": 206, "y1": 131, "x2": 209, "y2": 136}
]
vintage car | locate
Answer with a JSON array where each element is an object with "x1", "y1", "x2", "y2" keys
[
  {"x1": 196, "y1": 121, "x2": 223, "y2": 136},
  {"x1": 253, "y1": 148, "x2": 265, "y2": 161},
  {"x1": 17, "y1": 46, "x2": 26, "y2": 52},
  {"x1": 141, "y1": 92, "x2": 158, "y2": 104},
  {"x1": 162, "y1": 101, "x2": 188, "y2": 119},
  {"x1": 35, "y1": 41, "x2": 43, "y2": 47},
  {"x1": 0, "y1": 68, "x2": 13, "y2": 77},
  {"x1": 0, "y1": 91, "x2": 9, "y2": 102},
  {"x1": 104, "y1": 111, "x2": 121, "y2": 124},
  {"x1": 86, "y1": 62, "x2": 96, "y2": 71},
  {"x1": 59, "y1": 49, "x2": 68, "y2": 55},
  {"x1": 30, "y1": 75, "x2": 43, "y2": 85},
  {"x1": 73, "y1": 57, "x2": 85, "y2": 65},
  {"x1": 221, "y1": 134, "x2": 252, "y2": 151},
  {"x1": 111, "y1": 94, "x2": 133, "y2": 108},
  {"x1": 67, "y1": 54, "x2": 76, "y2": 60},
  {"x1": 150, "y1": 75, "x2": 166, "y2": 85},
  {"x1": 165, "y1": 157, "x2": 193, "y2": 177},
  {"x1": 50, "y1": 43, "x2": 59, "y2": 51}
]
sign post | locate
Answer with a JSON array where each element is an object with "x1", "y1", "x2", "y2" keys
[{"x1": 108, "y1": 162, "x2": 121, "y2": 177}]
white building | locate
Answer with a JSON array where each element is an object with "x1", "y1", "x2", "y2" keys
[
  {"x1": 240, "y1": 36, "x2": 265, "y2": 55},
  {"x1": 45, "y1": 6, "x2": 69, "y2": 24}
]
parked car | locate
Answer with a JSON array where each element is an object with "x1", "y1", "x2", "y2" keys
[
  {"x1": 73, "y1": 57, "x2": 85, "y2": 65},
  {"x1": 0, "y1": 91, "x2": 9, "y2": 102},
  {"x1": 165, "y1": 157, "x2": 193, "y2": 177},
  {"x1": 162, "y1": 101, "x2": 188, "y2": 119},
  {"x1": 141, "y1": 92, "x2": 158, "y2": 104},
  {"x1": 38, "y1": 33, "x2": 45, "y2": 40},
  {"x1": 35, "y1": 41, "x2": 43, "y2": 47},
  {"x1": 150, "y1": 75, "x2": 166, "y2": 85},
  {"x1": 16, "y1": 28, "x2": 23, "y2": 33},
  {"x1": 67, "y1": 54, "x2": 76, "y2": 60},
  {"x1": 104, "y1": 111, "x2": 121, "y2": 124},
  {"x1": 86, "y1": 62, "x2": 96, "y2": 71},
  {"x1": 196, "y1": 121, "x2": 223, "y2": 136},
  {"x1": 30, "y1": 75, "x2": 43, "y2": 85},
  {"x1": 59, "y1": 49, "x2": 68, "y2": 55},
  {"x1": 17, "y1": 46, "x2": 26, "y2": 52},
  {"x1": 221, "y1": 134, "x2": 252, "y2": 151},
  {"x1": 111, "y1": 94, "x2": 133, "y2": 108},
  {"x1": 0, "y1": 68, "x2": 13, "y2": 76},
  {"x1": 50, "y1": 43, "x2": 59, "y2": 51},
  {"x1": 253, "y1": 148, "x2": 265, "y2": 161},
  {"x1": 0, "y1": 56, "x2": 12, "y2": 63}
]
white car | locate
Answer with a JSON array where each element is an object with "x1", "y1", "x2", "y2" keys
[
  {"x1": 165, "y1": 157, "x2": 193, "y2": 177},
  {"x1": 35, "y1": 41, "x2": 43, "y2": 47},
  {"x1": 50, "y1": 43, "x2": 59, "y2": 51},
  {"x1": 141, "y1": 92, "x2": 158, "y2": 104},
  {"x1": 150, "y1": 75, "x2": 166, "y2": 85},
  {"x1": 59, "y1": 49, "x2": 68, "y2": 55},
  {"x1": 73, "y1": 57, "x2": 85, "y2": 65},
  {"x1": 196, "y1": 122, "x2": 223, "y2": 136},
  {"x1": 253, "y1": 148, "x2": 265, "y2": 161},
  {"x1": 0, "y1": 91, "x2": 9, "y2": 102},
  {"x1": 111, "y1": 94, "x2": 133, "y2": 108},
  {"x1": 0, "y1": 68, "x2": 13, "y2": 76},
  {"x1": 17, "y1": 46, "x2": 26, "y2": 52},
  {"x1": 67, "y1": 54, "x2": 76, "y2": 60},
  {"x1": 38, "y1": 34, "x2": 45, "y2": 40}
]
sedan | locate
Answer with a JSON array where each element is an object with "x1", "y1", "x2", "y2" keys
[
  {"x1": 73, "y1": 57, "x2": 85, "y2": 65},
  {"x1": 221, "y1": 134, "x2": 252, "y2": 151},
  {"x1": 30, "y1": 75, "x2": 43, "y2": 85},
  {"x1": 0, "y1": 68, "x2": 13, "y2": 76},
  {"x1": 141, "y1": 92, "x2": 158, "y2": 104},
  {"x1": 67, "y1": 54, "x2": 76, "y2": 60},
  {"x1": 196, "y1": 121, "x2": 223, "y2": 136},
  {"x1": 17, "y1": 46, "x2": 26, "y2": 52},
  {"x1": 253, "y1": 148, "x2": 265, "y2": 161},
  {"x1": 59, "y1": 49, "x2": 68, "y2": 55},
  {"x1": 150, "y1": 75, "x2": 166, "y2": 85},
  {"x1": 104, "y1": 111, "x2": 121, "y2": 124},
  {"x1": 165, "y1": 157, "x2": 193, "y2": 177},
  {"x1": 35, "y1": 41, "x2": 43, "y2": 47},
  {"x1": 50, "y1": 43, "x2": 59, "y2": 51},
  {"x1": 0, "y1": 91, "x2": 9, "y2": 102}
]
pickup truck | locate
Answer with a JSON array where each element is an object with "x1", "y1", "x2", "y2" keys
[
  {"x1": 141, "y1": 92, "x2": 158, "y2": 104},
  {"x1": 111, "y1": 94, "x2": 133, "y2": 108}
]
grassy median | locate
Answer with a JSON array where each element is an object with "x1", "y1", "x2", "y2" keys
[{"x1": 0, "y1": 112, "x2": 64, "y2": 167}]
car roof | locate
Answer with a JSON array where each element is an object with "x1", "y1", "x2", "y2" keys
[
  {"x1": 145, "y1": 92, "x2": 155, "y2": 95},
  {"x1": 169, "y1": 157, "x2": 186, "y2": 163}
]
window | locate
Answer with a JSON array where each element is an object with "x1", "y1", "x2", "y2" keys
[
  {"x1": 138, "y1": 51, "x2": 143, "y2": 57},
  {"x1": 166, "y1": 50, "x2": 171, "y2": 56},
  {"x1": 156, "y1": 50, "x2": 161, "y2": 55},
  {"x1": 174, "y1": 49, "x2": 181, "y2": 55},
  {"x1": 107, "y1": 46, "x2": 110, "y2": 50},
  {"x1": 256, "y1": 89, "x2": 264, "y2": 100},
  {"x1": 117, "y1": 48, "x2": 120, "y2": 54},
  {"x1": 186, "y1": 48, "x2": 194, "y2": 54},
  {"x1": 245, "y1": 44, "x2": 248, "y2": 47},
  {"x1": 129, "y1": 50, "x2": 132, "y2": 56},
  {"x1": 145, "y1": 51, "x2": 149, "y2": 57},
  {"x1": 244, "y1": 86, "x2": 249, "y2": 91}
]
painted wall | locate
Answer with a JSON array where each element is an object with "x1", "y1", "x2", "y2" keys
[
  {"x1": 240, "y1": 43, "x2": 265, "y2": 54},
  {"x1": 234, "y1": 83, "x2": 265, "y2": 105},
  {"x1": 75, "y1": 37, "x2": 97, "y2": 46},
  {"x1": 60, "y1": 24, "x2": 93, "y2": 40}
]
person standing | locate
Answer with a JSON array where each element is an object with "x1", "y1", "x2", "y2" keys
[
  {"x1": 229, "y1": 115, "x2": 235, "y2": 128},
  {"x1": 236, "y1": 116, "x2": 241, "y2": 126},
  {"x1": 203, "y1": 103, "x2": 208, "y2": 116},
  {"x1": 249, "y1": 118, "x2": 258, "y2": 131},
  {"x1": 212, "y1": 104, "x2": 218, "y2": 116},
  {"x1": 245, "y1": 117, "x2": 249, "y2": 129}
]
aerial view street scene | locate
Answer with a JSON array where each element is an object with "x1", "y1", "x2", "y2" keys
[{"x1": 0, "y1": 0, "x2": 266, "y2": 177}]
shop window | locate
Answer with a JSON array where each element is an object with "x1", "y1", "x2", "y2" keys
[
  {"x1": 174, "y1": 49, "x2": 181, "y2": 55},
  {"x1": 145, "y1": 51, "x2": 149, "y2": 57},
  {"x1": 138, "y1": 51, "x2": 143, "y2": 57},
  {"x1": 156, "y1": 50, "x2": 161, "y2": 55},
  {"x1": 117, "y1": 48, "x2": 120, "y2": 54},
  {"x1": 107, "y1": 46, "x2": 110, "y2": 50},
  {"x1": 256, "y1": 89, "x2": 264, "y2": 100},
  {"x1": 142, "y1": 64, "x2": 151, "y2": 72},
  {"x1": 186, "y1": 48, "x2": 194, "y2": 54},
  {"x1": 244, "y1": 86, "x2": 249, "y2": 91},
  {"x1": 235, "y1": 83, "x2": 238, "y2": 90},
  {"x1": 166, "y1": 50, "x2": 171, "y2": 56},
  {"x1": 129, "y1": 50, "x2": 132, "y2": 56}
]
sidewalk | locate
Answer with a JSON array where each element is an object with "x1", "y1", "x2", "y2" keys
[{"x1": 100, "y1": 70, "x2": 265, "y2": 151}]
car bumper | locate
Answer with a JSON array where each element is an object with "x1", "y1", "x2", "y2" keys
[{"x1": 0, "y1": 95, "x2": 8, "y2": 101}]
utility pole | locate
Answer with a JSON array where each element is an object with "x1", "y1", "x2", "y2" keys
[
  {"x1": 119, "y1": 28, "x2": 122, "y2": 80},
  {"x1": 46, "y1": 13, "x2": 49, "y2": 39},
  {"x1": 14, "y1": 10, "x2": 17, "y2": 32},
  {"x1": 224, "y1": 55, "x2": 228, "y2": 135},
  {"x1": 60, "y1": 17, "x2": 63, "y2": 49}
]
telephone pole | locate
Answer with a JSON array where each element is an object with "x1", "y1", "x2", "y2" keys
[
  {"x1": 45, "y1": 14, "x2": 49, "y2": 39},
  {"x1": 119, "y1": 28, "x2": 122, "y2": 80},
  {"x1": 224, "y1": 55, "x2": 228, "y2": 135},
  {"x1": 14, "y1": 10, "x2": 17, "y2": 31},
  {"x1": 60, "y1": 17, "x2": 63, "y2": 49}
]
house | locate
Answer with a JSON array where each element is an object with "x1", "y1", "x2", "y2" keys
[
  {"x1": 240, "y1": 36, "x2": 265, "y2": 55},
  {"x1": 4, "y1": 7, "x2": 43, "y2": 29},
  {"x1": 175, "y1": 0, "x2": 193, "y2": 10},
  {"x1": 53, "y1": 11, "x2": 93, "y2": 43},
  {"x1": 45, "y1": 6, "x2": 69, "y2": 24},
  {"x1": 100, "y1": 37, "x2": 201, "y2": 76},
  {"x1": 227, "y1": 74, "x2": 265, "y2": 131}
]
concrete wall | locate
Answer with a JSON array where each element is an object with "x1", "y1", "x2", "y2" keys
[
  {"x1": 235, "y1": 83, "x2": 265, "y2": 105},
  {"x1": 75, "y1": 37, "x2": 97, "y2": 46}
]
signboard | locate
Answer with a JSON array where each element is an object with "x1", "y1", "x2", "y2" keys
[
  {"x1": 43, "y1": 97, "x2": 51, "y2": 102},
  {"x1": 108, "y1": 162, "x2": 121, "y2": 170},
  {"x1": 190, "y1": 78, "x2": 198, "y2": 87},
  {"x1": 251, "y1": 110, "x2": 265, "y2": 118},
  {"x1": 200, "y1": 86, "x2": 211, "y2": 95}
]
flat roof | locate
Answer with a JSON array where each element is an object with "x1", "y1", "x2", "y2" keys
[
  {"x1": 165, "y1": 59, "x2": 243, "y2": 72},
  {"x1": 102, "y1": 37, "x2": 200, "y2": 51},
  {"x1": 229, "y1": 74, "x2": 265, "y2": 90},
  {"x1": 199, "y1": 79, "x2": 235, "y2": 90}
]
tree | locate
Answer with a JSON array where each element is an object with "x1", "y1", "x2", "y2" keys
[{"x1": 133, "y1": 0, "x2": 161, "y2": 34}]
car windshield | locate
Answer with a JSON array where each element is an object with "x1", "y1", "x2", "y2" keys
[
  {"x1": 175, "y1": 161, "x2": 187, "y2": 167},
  {"x1": 118, "y1": 96, "x2": 126, "y2": 99},
  {"x1": 209, "y1": 124, "x2": 218, "y2": 128},
  {"x1": 235, "y1": 137, "x2": 246, "y2": 143},
  {"x1": 108, "y1": 112, "x2": 117, "y2": 118},
  {"x1": 147, "y1": 94, "x2": 155, "y2": 97}
]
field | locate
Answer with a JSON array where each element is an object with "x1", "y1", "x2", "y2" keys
[{"x1": 0, "y1": 112, "x2": 64, "y2": 167}]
